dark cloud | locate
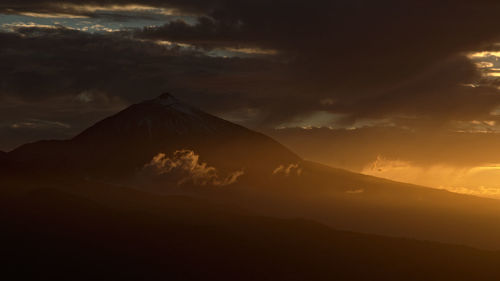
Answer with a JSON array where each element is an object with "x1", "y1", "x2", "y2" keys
[
  {"x1": 3, "y1": 1, "x2": 500, "y2": 150},
  {"x1": 0, "y1": 26, "x2": 292, "y2": 149},
  {"x1": 130, "y1": 0, "x2": 500, "y2": 126},
  {"x1": 137, "y1": 17, "x2": 251, "y2": 49}
]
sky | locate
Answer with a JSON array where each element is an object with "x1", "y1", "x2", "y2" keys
[{"x1": 4, "y1": 1, "x2": 500, "y2": 197}]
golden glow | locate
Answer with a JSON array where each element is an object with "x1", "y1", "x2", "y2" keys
[
  {"x1": 18, "y1": 12, "x2": 89, "y2": 18},
  {"x1": 153, "y1": 40, "x2": 192, "y2": 48},
  {"x1": 362, "y1": 156, "x2": 500, "y2": 199},
  {"x1": 467, "y1": 51, "x2": 500, "y2": 58},
  {"x1": 475, "y1": 62, "x2": 494, "y2": 68},
  {"x1": 471, "y1": 120, "x2": 496, "y2": 126},
  {"x1": 225, "y1": 47, "x2": 278, "y2": 55},
  {"x1": 55, "y1": 3, "x2": 179, "y2": 16},
  {"x1": 486, "y1": 72, "x2": 500, "y2": 77},
  {"x1": 2, "y1": 22, "x2": 64, "y2": 30},
  {"x1": 467, "y1": 51, "x2": 500, "y2": 78}
]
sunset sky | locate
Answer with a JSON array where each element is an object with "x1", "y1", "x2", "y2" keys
[{"x1": 3, "y1": 1, "x2": 500, "y2": 197}]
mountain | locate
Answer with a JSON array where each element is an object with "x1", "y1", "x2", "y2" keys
[
  {"x1": 5, "y1": 92, "x2": 500, "y2": 250},
  {"x1": 3, "y1": 187, "x2": 500, "y2": 281},
  {"x1": 9, "y1": 93, "x2": 299, "y2": 180}
]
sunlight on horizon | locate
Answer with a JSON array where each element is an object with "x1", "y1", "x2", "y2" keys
[{"x1": 362, "y1": 156, "x2": 500, "y2": 199}]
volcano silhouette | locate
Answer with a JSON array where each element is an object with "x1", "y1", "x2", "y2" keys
[{"x1": 8, "y1": 93, "x2": 299, "y2": 179}]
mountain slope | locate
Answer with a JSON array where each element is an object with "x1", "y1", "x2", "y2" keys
[
  {"x1": 245, "y1": 160, "x2": 500, "y2": 249},
  {"x1": 9, "y1": 93, "x2": 299, "y2": 179},
  {"x1": 0, "y1": 150, "x2": 12, "y2": 174}
]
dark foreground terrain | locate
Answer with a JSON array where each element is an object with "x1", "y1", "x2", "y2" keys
[{"x1": 2, "y1": 182, "x2": 500, "y2": 281}]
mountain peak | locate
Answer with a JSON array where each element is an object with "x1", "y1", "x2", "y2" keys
[
  {"x1": 159, "y1": 92, "x2": 172, "y2": 99},
  {"x1": 153, "y1": 92, "x2": 179, "y2": 106},
  {"x1": 144, "y1": 92, "x2": 197, "y2": 116}
]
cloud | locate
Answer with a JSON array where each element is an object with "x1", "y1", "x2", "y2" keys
[
  {"x1": 0, "y1": 1, "x2": 188, "y2": 20},
  {"x1": 346, "y1": 189, "x2": 364, "y2": 194},
  {"x1": 1, "y1": 22, "x2": 65, "y2": 31},
  {"x1": 5, "y1": 1, "x2": 500, "y2": 150},
  {"x1": 136, "y1": 16, "x2": 256, "y2": 50},
  {"x1": 10, "y1": 119, "x2": 70, "y2": 129},
  {"x1": 143, "y1": 150, "x2": 244, "y2": 186},
  {"x1": 129, "y1": 1, "x2": 500, "y2": 129},
  {"x1": 273, "y1": 163, "x2": 302, "y2": 176},
  {"x1": 0, "y1": 119, "x2": 75, "y2": 151}
]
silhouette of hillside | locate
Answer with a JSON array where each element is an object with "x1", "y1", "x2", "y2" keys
[{"x1": 3, "y1": 186, "x2": 500, "y2": 281}]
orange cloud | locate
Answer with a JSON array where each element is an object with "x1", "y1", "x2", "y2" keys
[
  {"x1": 273, "y1": 163, "x2": 302, "y2": 176},
  {"x1": 144, "y1": 150, "x2": 244, "y2": 186}
]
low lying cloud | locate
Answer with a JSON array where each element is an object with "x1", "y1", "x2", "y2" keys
[
  {"x1": 273, "y1": 163, "x2": 302, "y2": 176},
  {"x1": 10, "y1": 119, "x2": 71, "y2": 129},
  {"x1": 346, "y1": 188, "x2": 364, "y2": 194},
  {"x1": 143, "y1": 150, "x2": 244, "y2": 186}
]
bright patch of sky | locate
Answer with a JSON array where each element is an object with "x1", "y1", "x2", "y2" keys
[{"x1": 467, "y1": 50, "x2": 500, "y2": 78}]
